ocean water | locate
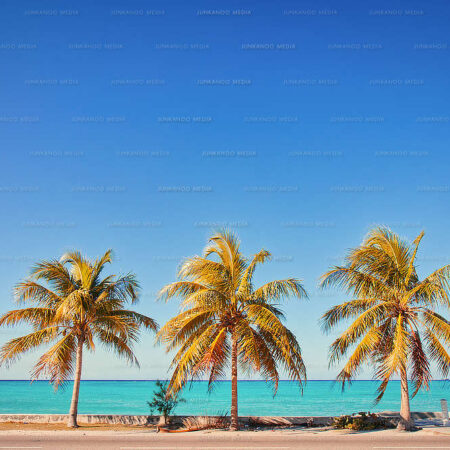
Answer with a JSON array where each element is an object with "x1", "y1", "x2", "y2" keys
[{"x1": 0, "y1": 380, "x2": 448, "y2": 416}]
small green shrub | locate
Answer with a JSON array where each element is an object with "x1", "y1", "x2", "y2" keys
[
  {"x1": 147, "y1": 380, "x2": 185, "y2": 422},
  {"x1": 333, "y1": 412, "x2": 394, "y2": 431}
]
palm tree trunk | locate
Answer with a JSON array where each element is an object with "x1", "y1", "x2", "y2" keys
[
  {"x1": 230, "y1": 330, "x2": 239, "y2": 431},
  {"x1": 67, "y1": 335, "x2": 84, "y2": 428},
  {"x1": 397, "y1": 368, "x2": 414, "y2": 431}
]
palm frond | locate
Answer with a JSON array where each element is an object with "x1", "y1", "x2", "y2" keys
[
  {"x1": 30, "y1": 260, "x2": 75, "y2": 296},
  {"x1": 15, "y1": 281, "x2": 62, "y2": 307},
  {"x1": 424, "y1": 330, "x2": 450, "y2": 378},
  {"x1": 0, "y1": 327, "x2": 59, "y2": 367},
  {"x1": 252, "y1": 279, "x2": 308, "y2": 303},
  {"x1": 327, "y1": 303, "x2": 389, "y2": 361},
  {"x1": 237, "y1": 249, "x2": 271, "y2": 297},
  {"x1": 320, "y1": 298, "x2": 379, "y2": 333},
  {"x1": 96, "y1": 329, "x2": 139, "y2": 367},
  {"x1": 0, "y1": 308, "x2": 56, "y2": 329},
  {"x1": 167, "y1": 324, "x2": 219, "y2": 396},
  {"x1": 31, "y1": 333, "x2": 76, "y2": 387},
  {"x1": 374, "y1": 314, "x2": 409, "y2": 403},
  {"x1": 333, "y1": 327, "x2": 382, "y2": 383},
  {"x1": 408, "y1": 330, "x2": 431, "y2": 397},
  {"x1": 237, "y1": 322, "x2": 279, "y2": 391},
  {"x1": 108, "y1": 310, "x2": 158, "y2": 332},
  {"x1": 156, "y1": 308, "x2": 213, "y2": 350},
  {"x1": 320, "y1": 266, "x2": 391, "y2": 298},
  {"x1": 405, "y1": 231, "x2": 425, "y2": 286},
  {"x1": 158, "y1": 281, "x2": 210, "y2": 301},
  {"x1": 194, "y1": 327, "x2": 229, "y2": 390},
  {"x1": 421, "y1": 309, "x2": 450, "y2": 344}
]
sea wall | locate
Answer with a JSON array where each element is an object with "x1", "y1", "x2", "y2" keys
[
  {"x1": 0, "y1": 412, "x2": 444, "y2": 426},
  {"x1": 0, "y1": 414, "x2": 334, "y2": 426}
]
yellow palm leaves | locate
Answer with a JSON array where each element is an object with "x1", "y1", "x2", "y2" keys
[
  {"x1": 157, "y1": 230, "x2": 307, "y2": 430},
  {"x1": 0, "y1": 250, "x2": 158, "y2": 427},
  {"x1": 320, "y1": 226, "x2": 450, "y2": 430}
]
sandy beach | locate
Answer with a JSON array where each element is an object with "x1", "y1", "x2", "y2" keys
[{"x1": 0, "y1": 425, "x2": 449, "y2": 449}]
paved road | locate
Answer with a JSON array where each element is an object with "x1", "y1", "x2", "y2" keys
[{"x1": 0, "y1": 431, "x2": 449, "y2": 450}]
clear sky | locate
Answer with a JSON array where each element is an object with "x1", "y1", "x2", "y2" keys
[{"x1": 0, "y1": 0, "x2": 449, "y2": 381}]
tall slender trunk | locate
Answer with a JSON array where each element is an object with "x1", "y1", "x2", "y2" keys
[
  {"x1": 230, "y1": 329, "x2": 239, "y2": 431},
  {"x1": 397, "y1": 367, "x2": 413, "y2": 431},
  {"x1": 67, "y1": 335, "x2": 84, "y2": 428}
]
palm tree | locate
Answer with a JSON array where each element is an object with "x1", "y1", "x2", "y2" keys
[
  {"x1": 157, "y1": 230, "x2": 308, "y2": 430},
  {"x1": 0, "y1": 250, "x2": 158, "y2": 428},
  {"x1": 320, "y1": 227, "x2": 450, "y2": 430}
]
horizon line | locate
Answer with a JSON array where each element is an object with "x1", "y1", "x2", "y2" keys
[{"x1": 1, "y1": 379, "x2": 448, "y2": 382}]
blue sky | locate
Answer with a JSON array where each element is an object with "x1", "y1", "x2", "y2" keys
[{"x1": 0, "y1": 0, "x2": 449, "y2": 381}]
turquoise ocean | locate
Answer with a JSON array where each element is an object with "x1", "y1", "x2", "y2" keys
[{"x1": 0, "y1": 380, "x2": 448, "y2": 416}]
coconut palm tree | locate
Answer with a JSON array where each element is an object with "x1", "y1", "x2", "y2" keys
[
  {"x1": 157, "y1": 230, "x2": 308, "y2": 430},
  {"x1": 320, "y1": 227, "x2": 450, "y2": 430},
  {"x1": 0, "y1": 250, "x2": 158, "y2": 428}
]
